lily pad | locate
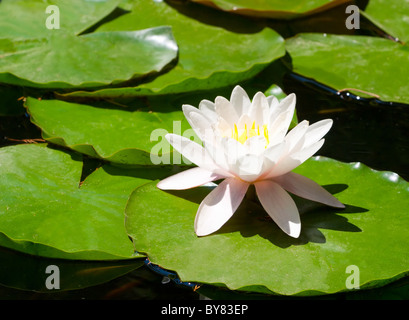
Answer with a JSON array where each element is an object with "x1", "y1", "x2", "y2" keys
[
  {"x1": 362, "y1": 0, "x2": 409, "y2": 43},
  {"x1": 25, "y1": 97, "x2": 193, "y2": 165},
  {"x1": 125, "y1": 156, "x2": 409, "y2": 296},
  {"x1": 0, "y1": 143, "x2": 171, "y2": 260},
  {"x1": 25, "y1": 84, "x2": 296, "y2": 165},
  {"x1": 285, "y1": 33, "x2": 409, "y2": 104},
  {"x1": 60, "y1": 0, "x2": 285, "y2": 98},
  {"x1": 0, "y1": 246, "x2": 143, "y2": 292},
  {"x1": 0, "y1": 27, "x2": 178, "y2": 89},
  {"x1": 188, "y1": 0, "x2": 350, "y2": 19},
  {"x1": 0, "y1": 0, "x2": 119, "y2": 39}
]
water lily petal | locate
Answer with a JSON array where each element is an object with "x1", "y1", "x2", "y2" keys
[
  {"x1": 265, "y1": 139, "x2": 325, "y2": 178},
  {"x1": 249, "y1": 91, "x2": 269, "y2": 126},
  {"x1": 303, "y1": 119, "x2": 333, "y2": 149},
  {"x1": 268, "y1": 93, "x2": 296, "y2": 142},
  {"x1": 275, "y1": 171, "x2": 345, "y2": 208},
  {"x1": 243, "y1": 135, "x2": 268, "y2": 156},
  {"x1": 254, "y1": 180, "x2": 301, "y2": 238},
  {"x1": 269, "y1": 93, "x2": 296, "y2": 132},
  {"x1": 283, "y1": 120, "x2": 309, "y2": 154},
  {"x1": 165, "y1": 134, "x2": 217, "y2": 171},
  {"x1": 230, "y1": 85, "x2": 251, "y2": 115},
  {"x1": 221, "y1": 137, "x2": 247, "y2": 168},
  {"x1": 234, "y1": 153, "x2": 264, "y2": 182},
  {"x1": 267, "y1": 95, "x2": 279, "y2": 111},
  {"x1": 198, "y1": 99, "x2": 218, "y2": 123},
  {"x1": 157, "y1": 167, "x2": 224, "y2": 190},
  {"x1": 195, "y1": 178, "x2": 249, "y2": 236},
  {"x1": 215, "y1": 96, "x2": 239, "y2": 126},
  {"x1": 182, "y1": 104, "x2": 214, "y2": 141}
]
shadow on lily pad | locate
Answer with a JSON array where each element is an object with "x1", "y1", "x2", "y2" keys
[{"x1": 169, "y1": 183, "x2": 366, "y2": 248}]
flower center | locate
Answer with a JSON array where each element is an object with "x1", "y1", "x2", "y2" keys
[{"x1": 231, "y1": 121, "x2": 269, "y2": 146}]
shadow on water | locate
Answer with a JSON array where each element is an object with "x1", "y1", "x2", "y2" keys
[{"x1": 168, "y1": 183, "x2": 367, "y2": 249}]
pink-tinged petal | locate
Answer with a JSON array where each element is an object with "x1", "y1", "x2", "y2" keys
[
  {"x1": 165, "y1": 134, "x2": 217, "y2": 171},
  {"x1": 215, "y1": 96, "x2": 239, "y2": 126},
  {"x1": 303, "y1": 119, "x2": 333, "y2": 149},
  {"x1": 230, "y1": 85, "x2": 251, "y2": 115},
  {"x1": 157, "y1": 167, "x2": 225, "y2": 190},
  {"x1": 254, "y1": 180, "x2": 301, "y2": 238},
  {"x1": 195, "y1": 178, "x2": 249, "y2": 236},
  {"x1": 275, "y1": 172, "x2": 345, "y2": 208},
  {"x1": 266, "y1": 139, "x2": 325, "y2": 179},
  {"x1": 249, "y1": 91, "x2": 269, "y2": 126}
]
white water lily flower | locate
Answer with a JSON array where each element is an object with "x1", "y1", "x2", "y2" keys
[{"x1": 157, "y1": 85, "x2": 345, "y2": 238}]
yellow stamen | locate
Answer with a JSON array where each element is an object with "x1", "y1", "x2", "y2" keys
[{"x1": 230, "y1": 121, "x2": 270, "y2": 148}]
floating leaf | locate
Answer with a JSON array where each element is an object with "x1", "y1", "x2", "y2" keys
[
  {"x1": 0, "y1": 0, "x2": 119, "y2": 39},
  {"x1": 26, "y1": 85, "x2": 295, "y2": 165},
  {"x1": 0, "y1": 144, "x2": 171, "y2": 260},
  {"x1": 362, "y1": 0, "x2": 409, "y2": 43},
  {"x1": 60, "y1": 0, "x2": 285, "y2": 98},
  {"x1": 25, "y1": 97, "x2": 193, "y2": 165},
  {"x1": 285, "y1": 33, "x2": 409, "y2": 104},
  {"x1": 187, "y1": 0, "x2": 350, "y2": 19},
  {"x1": 0, "y1": 27, "x2": 178, "y2": 89},
  {"x1": 125, "y1": 156, "x2": 409, "y2": 296},
  {"x1": 0, "y1": 246, "x2": 143, "y2": 292}
]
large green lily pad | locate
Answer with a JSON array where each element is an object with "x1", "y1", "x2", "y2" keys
[
  {"x1": 0, "y1": 27, "x2": 178, "y2": 89},
  {"x1": 25, "y1": 97, "x2": 193, "y2": 165},
  {"x1": 125, "y1": 156, "x2": 409, "y2": 296},
  {"x1": 25, "y1": 85, "x2": 295, "y2": 165},
  {"x1": 60, "y1": 0, "x2": 285, "y2": 98},
  {"x1": 188, "y1": 0, "x2": 349, "y2": 19},
  {"x1": 362, "y1": 0, "x2": 409, "y2": 43},
  {"x1": 0, "y1": 0, "x2": 119, "y2": 39},
  {"x1": 285, "y1": 33, "x2": 409, "y2": 104},
  {"x1": 0, "y1": 143, "x2": 171, "y2": 260},
  {"x1": 0, "y1": 0, "x2": 178, "y2": 89}
]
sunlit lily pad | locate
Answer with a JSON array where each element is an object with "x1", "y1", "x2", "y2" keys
[
  {"x1": 362, "y1": 0, "x2": 409, "y2": 42},
  {"x1": 25, "y1": 97, "x2": 193, "y2": 165},
  {"x1": 125, "y1": 156, "x2": 409, "y2": 296},
  {"x1": 188, "y1": 0, "x2": 349, "y2": 19},
  {"x1": 285, "y1": 33, "x2": 409, "y2": 104},
  {"x1": 60, "y1": 0, "x2": 285, "y2": 98},
  {"x1": 0, "y1": 0, "x2": 119, "y2": 39},
  {"x1": 0, "y1": 27, "x2": 178, "y2": 89},
  {"x1": 0, "y1": 143, "x2": 171, "y2": 260},
  {"x1": 26, "y1": 85, "x2": 294, "y2": 165}
]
